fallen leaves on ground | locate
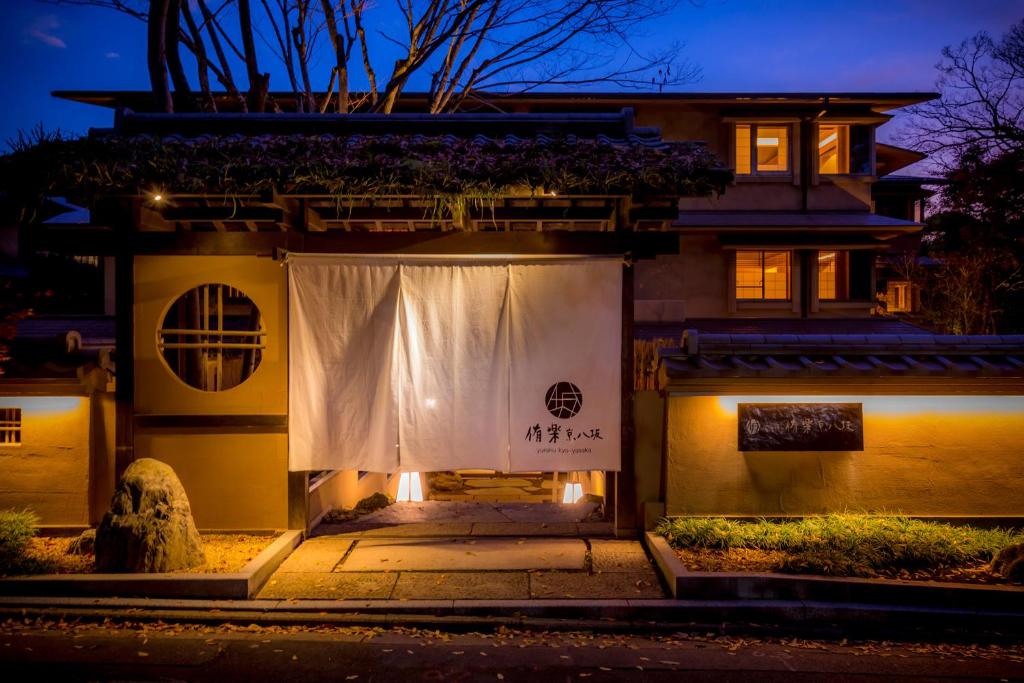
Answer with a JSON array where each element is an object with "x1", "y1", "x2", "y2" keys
[
  {"x1": 3, "y1": 618, "x2": 1024, "y2": 664},
  {"x1": 22, "y1": 534, "x2": 278, "y2": 575}
]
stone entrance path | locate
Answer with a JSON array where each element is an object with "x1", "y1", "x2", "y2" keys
[
  {"x1": 258, "y1": 502, "x2": 664, "y2": 600},
  {"x1": 315, "y1": 500, "x2": 613, "y2": 538}
]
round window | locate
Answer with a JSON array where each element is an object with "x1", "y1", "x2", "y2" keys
[{"x1": 158, "y1": 284, "x2": 265, "y2": 392}]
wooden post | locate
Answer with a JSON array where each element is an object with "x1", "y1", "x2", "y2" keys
[
  {"x1": 615, "y1": 249, "x2": 638, "y2": 537},
  {"x1": 113, "y1": 218, "x2": 135, "y2": 481}
]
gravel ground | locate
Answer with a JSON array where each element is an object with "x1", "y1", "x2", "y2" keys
[{"x1": 23, "y1": 534, "x2": 278, "y2": 575}]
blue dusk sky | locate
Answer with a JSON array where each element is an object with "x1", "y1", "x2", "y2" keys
[{"x1": 0, "y1": 0, "x2": 1019, "y2": 145}]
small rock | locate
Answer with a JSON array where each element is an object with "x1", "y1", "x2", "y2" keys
[
  {"x1": 355, "y1": 492, "x2": 393, "y2": 513},
  {"x1": 95, "y1": 458, "x2": 205, "y2": 573},
  {"x1": 992, "y1": 543, "x2": 1024, "y2": 581},
  {"x1": 67, "y1": 529, "x2": 96, "y2": 555}
]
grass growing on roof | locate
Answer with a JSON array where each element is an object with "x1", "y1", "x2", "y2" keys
[{"x1": 656, "y1": 514, "x2": 1024, "y2": 578}]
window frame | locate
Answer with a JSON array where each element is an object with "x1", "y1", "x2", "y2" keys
[
  {"x1": 816, "y1": 250, "x2": 850, "y2": 302},
  {"x1": 0, "y1": 407, "x2": 21, "y2": 446},
  {"x1": 156, "y1": 283, "x2": 267, "y2": 393},
  {"x1": 815, "y1": 122, "x2": 875, "y2": 177},
  {"x1": 734, "y1": 123, "x2": 793, "y2": 177},
  {"x1": 735, "y1": 250, "x2": 793, "y2": 302}
]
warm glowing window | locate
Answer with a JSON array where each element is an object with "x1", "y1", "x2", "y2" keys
[
  {"x1": 887, "y1": 281, "x2": 912, "y2": 312},
  {"x1": 0, "y1": 408, "x2": 21, "y2": 446},
  {"x1": 736, "y1": 250, "x2": 791, "y2": 300},
  {"x1": 735, "y1": 124, "x2": 790, "y2": 175},
  {"x1": 817, "y1": 251, "x2": 849, "y2": 301},
  {"x1": 158, "y1": 284, "x2": 265, "y2": 392},
  {"x1": 818, "y1": 125, "x2": 849, "y2": 174},
  {"x1": 818, "y1": 124, "x2": 872, "y2": 175}
]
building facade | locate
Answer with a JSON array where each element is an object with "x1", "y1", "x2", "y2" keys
[{"x1": 6, "y1": 90, "x2": 1023, "y2": 535}]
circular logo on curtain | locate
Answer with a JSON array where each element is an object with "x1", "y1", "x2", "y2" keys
[{"x1": 545, "y1": 381, "x2": 583, "y2": 419}]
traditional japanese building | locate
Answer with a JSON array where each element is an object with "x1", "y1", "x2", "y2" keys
[{"x1": 3, "y1": 89, "x2": 1023, "y2": 536}]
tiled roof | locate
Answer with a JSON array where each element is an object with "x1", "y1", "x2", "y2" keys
[
  {"x1": 658, "y1": 327, "x2": 1024, "y2": 382},
  {"x1": 636, "y1": 318, "x2": 928, "y2": 340},
  {"x1": 16, "y1": 316, "x2": 115, "y2": 345},
  {"x1": 672, "y1": 211, "x2": 920, "y2": 229}
]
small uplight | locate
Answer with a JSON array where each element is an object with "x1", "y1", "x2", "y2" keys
[
  {"x1": 562, "y1": 482, "x2": 584, "y2": 504},
  {"x1": 396, "y1": 472, "x2": 424, "y2": 502},
  {"x1": 152, "y1": 194, "x2": 164, "y2": 202}
]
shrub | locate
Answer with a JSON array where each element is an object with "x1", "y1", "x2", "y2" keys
[
  {"x1": 0, "y1": 509, "x2": 41, "y2": 575},
  {"x1": 656, "y1": 514, "x2": 1024, "y2": 576}
]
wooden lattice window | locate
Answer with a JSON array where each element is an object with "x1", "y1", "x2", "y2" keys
[
  {"x1": 0, "y1": 408, "x2": 22, "y2": 445},
  {"x1": 158, "y1": 284, "x2": 266, "y2": 392}
]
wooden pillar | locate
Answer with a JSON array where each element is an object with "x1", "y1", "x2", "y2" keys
[
  {"x1": 113, "y1": 234, "x2": 135, "y2": 481},
  {"x1": 615, "y1": 254, "x2": 637, "y2": 537}
]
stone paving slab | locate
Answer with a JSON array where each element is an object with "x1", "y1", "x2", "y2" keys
[
  {"x1": 529, "y1": 571, "x2": 664, "y2": 599},
  {"x1": 470, "y1": 522, "x2": 580, "y2": 536},
  {"x1": 339, "y1": 538, "x2": 587, "y2": 572},
  {"x1": 590, "y1": 540, "x2": 655, "y2": 573},
  {"x1": 391, "y1": 572, "x2": 530, "y2": 600},
  {"x1": 275, "y1": 538, "x2": 353, "y2": 573},
  {"x1": 257, "y1": 572, "x2": 398, "y2": 600},
  {"x1": 319, "y1": 523, "x2": 476, "y2": 538}
]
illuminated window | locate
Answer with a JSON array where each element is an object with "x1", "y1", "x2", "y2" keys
[
  {"x1": 887, "y1": 280, "x2": 912, "y2": 312},
  {"x1": 817, "y1": 251, "x2": 849, "y2": 301},
  {"x1": 818, "y1": 125, "x2": 848, "y2": 174},
  {"x1": 158, "y1": 284, "x2": 265, "y2": 392},
  {"x1": 0, "y1": 408, "x2": 21, "y2": 446},
  {"x1": 736, "y1": 250, "x2": 791, "y2": 300},
  {"x1": 818, "y1": 124, "x2": 872, "y2": 175},
  {"x1": 735, "y1": 124, "x2": 790, "y2": 175}
]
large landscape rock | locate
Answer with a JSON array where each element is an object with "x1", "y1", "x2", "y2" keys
[
  {"x1": 992, "y1": 543, "x2": 1024, "y2": 582},
  {"x1": 95, "y1": 458, "x2": 205, "y2": 573}
]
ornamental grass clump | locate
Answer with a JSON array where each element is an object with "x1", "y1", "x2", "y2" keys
[
  {"x1": 656, "y1": 514, "x2": 1024, "y2": 578},
  {"x1": 0, "y1": 509, "x2": 45, "y2": 575}
]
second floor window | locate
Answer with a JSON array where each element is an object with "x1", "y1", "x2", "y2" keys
[
  {"x1": 818, "y1": 124, "x2": 872, "y2": 175},
  {"x1": 736, "y1": 250, "x2": 791, "y2": 301},
  {"x1": 736, "y1": 124, "x2": 790, "y2": 175}
]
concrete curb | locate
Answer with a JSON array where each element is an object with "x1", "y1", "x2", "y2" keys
[
  {"x1": 0, "y1": 530, "x2": 302, "y2": 600},
  {"x1": 1, "y1": 595, "x2": 1023, "y2": 639},
  {"x1": 642, "y1": 531, "x2": 1024, "y2": 610}
]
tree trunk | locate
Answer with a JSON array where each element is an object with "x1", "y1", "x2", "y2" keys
[
  {"x1": 147, "y1": 0, "x2": 173, "y2": 112},
  {"x1": 238, "y1": 0, "x2": 269, "y2": 112},
  {"x1": 164, "y1": 0, "x2": 194, "y2": 112}
]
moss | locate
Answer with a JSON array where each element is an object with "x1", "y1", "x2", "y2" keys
[
  {"x1": 1, "y1": 132, "x2": 732, "y2": 223},
  {"x1": 354, "y1": 492, "x2": 393, "y2": 513}
]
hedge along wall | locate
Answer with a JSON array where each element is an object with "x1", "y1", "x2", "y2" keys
[{"x1": 665, "y1": 394, "x2": 1024, "y2": 517}]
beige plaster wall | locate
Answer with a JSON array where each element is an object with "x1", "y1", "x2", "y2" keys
[
  {"x1": 635, "y1": 235, "x2": 730, "y2": 319},
  {"x1": 0, "y1": 396, "x2": 91, "y2": 526},
  {"x1": 666, "y1": 394, "x2": 1024, "y2": 517},
  {"x1": 133, "y1": 255, "x2": 289, "y2": 530},
  {"x1": 134, "y1": 431, "x2": 288, "y2": 530}
]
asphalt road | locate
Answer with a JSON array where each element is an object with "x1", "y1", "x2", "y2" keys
[{"x1": 2, "y1": 621, "x2": 1023, "y2": 682}]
